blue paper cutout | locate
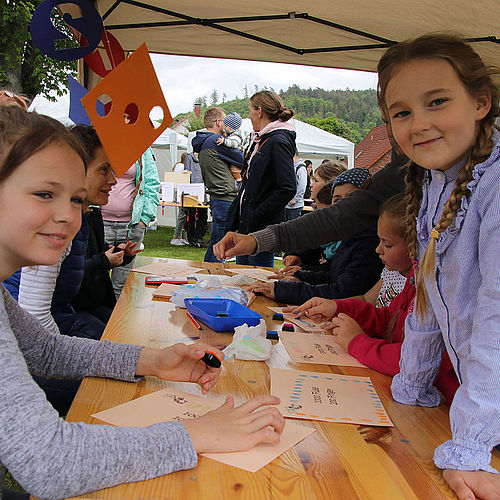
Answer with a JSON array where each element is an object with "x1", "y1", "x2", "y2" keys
[
  {"x1": 30, "y1": 0, "x2": 103, "y2": 61},
  {"x1": 68, "y1": 76, "x2": 104, "y2": 125}
]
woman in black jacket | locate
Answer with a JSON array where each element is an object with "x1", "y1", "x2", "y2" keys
[{"x1": 226, "y1": 91, "x2": 296, "y2": 267}]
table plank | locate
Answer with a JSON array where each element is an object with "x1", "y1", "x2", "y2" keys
[{"x1": 63, "y1": 257, "x2": 499, "y2": 500}]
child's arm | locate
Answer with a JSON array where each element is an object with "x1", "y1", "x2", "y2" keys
[
  {"x1": 17, "y1": 250, "x2": 70, "y2": 335},
  {"x1": 325, "y1": 311, "x2": 402, "y2": 375},
  {"x1": 217, "y1": 135, "x2": 242, "y2": 149},
  {"x1": 391, "y1": 310, "x2": 444, "y2": 407},
  {"x1": 434, "y1": 182, "x2": 500, "y2": 475}
]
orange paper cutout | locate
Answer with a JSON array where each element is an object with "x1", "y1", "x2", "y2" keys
[{"x1": 81, "y1": 43, "x2": 172, "y2": 177}]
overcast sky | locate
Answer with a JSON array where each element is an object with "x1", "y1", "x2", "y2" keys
[{"x1": 151, "y1": 53, "x2": 378, "y2": 117}]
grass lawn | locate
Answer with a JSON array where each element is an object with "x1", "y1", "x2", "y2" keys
[
  {"x1": 143, "y1": 226, "x2": 283, "y2": 268},
  {"x1": 142, "y1": 226, "x2": 208, "y2": 260}
]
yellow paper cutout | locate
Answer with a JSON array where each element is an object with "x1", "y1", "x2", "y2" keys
[{"x1": 82, "y1": 43, "x2": 172, "y2": 177}]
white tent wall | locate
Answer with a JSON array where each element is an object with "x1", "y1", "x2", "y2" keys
[
  {"x1": 152, "y1": 129, "x2": 189, "y2": 227},
  {"x1": 187, "y1": 118, "x2": 354, "y2": 167}
]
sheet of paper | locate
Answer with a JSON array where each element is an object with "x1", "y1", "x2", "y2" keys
[
  {"x1": 271, "y1": 368, "x2": 393, "y2": 427},
  {"x1": 269, "y1": 306, "x2": 324, "y2": 333},
  {"x1": 152, "y1": 283, "x2": 181, "y2": 299},
  {"x1": 160, "y1": 182, "x2": 175, "y2": 202},
  {"x1": 132, "y1": 260, "x2": 204, "y2": 277},
  {"x1": 201, "y1": 421, "x2": 315, "y2": 473},
  {"x1": 93, "y1": 387, "x2": 315, "y2": 473},
  {"x1": 279, "y1": 332, "x2": 366, "y2": 368},
  {"x1": 176, "y1": 183, "x2": 205, "y2": 203},
  {"x1": 92, "y1": 388, "x2": 219, "y2": 427},
  {"x1": 230, "y1": 267, "x2": 278, "y2": 282}
]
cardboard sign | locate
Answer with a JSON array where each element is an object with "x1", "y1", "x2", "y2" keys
[
  {"x1": 132, "y1": 259, "x2": 203, "y2": 277},
  {"x1": 271, "y1": 368, "x2": 393, "y2": 427},
  {"x1": 30, "y1": 0, "x2": 103, "y2": 61},
  {"x1": 84, "y1": 30, "x2": 126, "y2": 77},
  {"x1": 81, "y1": 43, "x2": 172, "y2": 177},
  {"x1": 280, "y1": 331, "x2": 366, "y2": 368},
  {"x1": 68, "y1": 75, "x2": 105, "y2": 125}
]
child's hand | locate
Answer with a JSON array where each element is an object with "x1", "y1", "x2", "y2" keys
[
  {"x1": 120, "y1": 240, "x2": 142, "y2": 257},
  {"x1": 181, "y1": 395, "x2": 284, "y2": 453},
  {"x1": 248, "y1": 281, "x2": 276, "y2": 299},
  {"x1": 443, "y1": 469, "x2": 500, "y2": 500},
  {"x1": 288, "y1": 297, "x2": 337, "y2": 322},
  {"x1": 105, "y1": 246, "x2": 124, "y2": 268},
  {"x1": 328, "y1": 313, "x2": 365, "y2": 350},
  {"x1": 268, "y1": 265, "x2": 302, "y2": 280},
  {"x1": 216, "y1": 137, "x2": 224, "y2": 145},
  {"x1": 135, "y1": 342, "x2": 223, "y2": 394},
  {"x1": 283, "y1": 255, "x2": 302, "y2": 267}
]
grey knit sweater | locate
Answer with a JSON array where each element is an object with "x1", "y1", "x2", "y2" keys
[{"x1": 0, "y1": 285, "x2": 197, "y2": 500}]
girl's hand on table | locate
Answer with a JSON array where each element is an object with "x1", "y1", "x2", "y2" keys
[
  {"x1": 214, "y1": 232, "x2": 257, "y2": 260},
  {"x1": 269, "y1": 265, "x2": 302, "y2": 280},
  {"x1": 182, "y1": 395, "x2": 284, "y2": 453},
  {"x1": 321, "y1": 313, "x2": 364, "y2": 351},
  {"x1": 248, "y1": 281, "x2": 276, "y2": 299},
  {"x1": 136, "y1": 343, "x2": 223, "y2": 394},
  {"x1": 443, "y1": 469, "x2": 500, "y2": 500},
  {"x1": 287, "y1": 297, "x2": 337, "y2": 322}
]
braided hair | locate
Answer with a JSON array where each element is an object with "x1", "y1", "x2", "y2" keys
[{"x1": 377, "y1": 34, "x2": 499, "y2": 318}]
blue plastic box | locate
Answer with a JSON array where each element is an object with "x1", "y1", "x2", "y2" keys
[{"x1": 184, "y1": 298, "x2": 262, "y2": 332}]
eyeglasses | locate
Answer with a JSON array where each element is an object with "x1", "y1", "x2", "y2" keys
[{"x1": 0, "y1": 90, "x2": 28, "y2": 109}]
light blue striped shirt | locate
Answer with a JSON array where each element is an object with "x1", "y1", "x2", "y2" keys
[{"x1": 391, "y1": 130, "x2": 500, "y2": 472}]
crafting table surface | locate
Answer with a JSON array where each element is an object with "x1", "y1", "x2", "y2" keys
[{"x1": 62, "y1": 256, "x2": 500, "y2": 500}]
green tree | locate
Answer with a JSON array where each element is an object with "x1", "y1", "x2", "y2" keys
[
  {"x1": 185, "y1": 114, "x2": 204, "y2": 132},
  {"x1": 0, "y1": 1, "x2": 77, "y2": 101}
]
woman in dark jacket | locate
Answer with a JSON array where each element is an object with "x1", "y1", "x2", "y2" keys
[{"x1": 226, "y1": 91, "x2": 296, "y2": 267}]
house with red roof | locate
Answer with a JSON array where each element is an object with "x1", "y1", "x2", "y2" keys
[{"x1": 354, "y1": 124, "x2": 392, "y2": 174}]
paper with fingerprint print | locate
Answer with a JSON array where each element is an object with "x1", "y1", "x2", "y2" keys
[
  {"x1": 279, "y1": 332, "x2": 366, "y2": 367},
  {"x1": 271, "y1": 368, "x2": 393, "y2": 427}
]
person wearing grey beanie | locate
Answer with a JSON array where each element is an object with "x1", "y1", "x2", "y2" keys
[{"x1": 216, "y1": 112, "x2": 245, "y2": 150}]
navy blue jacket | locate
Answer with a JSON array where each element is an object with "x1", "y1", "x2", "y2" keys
[
  {"x1": 226, "y1": 128, "x2": 297, "y2": 234},
  {"x1": 274, "y1": 226, "x2": 383, "y2": 305},
  {"x1": 192, "y1": 131, "x2": 244, "y2": 201},
  {"x1": 52, "y1": 219, "x2": 88, "y2": 334},
  {"x1": 72, "y1": 207, "x2": 118, "y2": 312}
]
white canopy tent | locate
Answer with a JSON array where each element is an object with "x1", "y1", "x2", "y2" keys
[
  {"x1": 67, "y1": 1, "x2": 498, "y2": 88},
  {"x1": 151, "y1": 127, "x2": 188, "y2": 181},
  {"x1": 187, "y1": 118, "x2": 354, "y2": 167}
]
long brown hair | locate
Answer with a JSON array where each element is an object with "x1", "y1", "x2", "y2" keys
[
  {"x1": 377, "y1": 34, "x2": 499, "y2": 318},
  {"x1": 0, "y1": 107, "x2": 87, "y2": 184},
  {"x1": 379, "y1": 194, "x2": 409, "y2": 342},
  {"x1": 250, "y1": 90, "x2": 294, "y2": 122}
]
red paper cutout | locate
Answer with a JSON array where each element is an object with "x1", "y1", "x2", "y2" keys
[
  {"x1": 81, "y1": 43, "x2": 172, "y2": 178},
  {"x1": 84, "y1": 30, "x2": 126, "y2": 77}
]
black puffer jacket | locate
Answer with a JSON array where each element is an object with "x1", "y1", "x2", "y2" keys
[
  {"x1": 274, "y1": 226, "x2": 383, "y2": 305},
  {"x1": 226, "y1": 128, "x2": 297, "y2": 234}
]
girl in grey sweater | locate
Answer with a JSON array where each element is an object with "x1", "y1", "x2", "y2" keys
[{"x1": 0, "y1": 107, "x2": 283, "y2": 500}]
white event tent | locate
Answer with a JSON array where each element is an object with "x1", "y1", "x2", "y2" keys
[{"x1": 187, "y1": 118, "x2": 354, "y2": 168}]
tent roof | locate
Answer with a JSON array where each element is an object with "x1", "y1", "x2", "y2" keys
[{"x1": 83, "y1": 1, "x2": 499, "y2": 71}]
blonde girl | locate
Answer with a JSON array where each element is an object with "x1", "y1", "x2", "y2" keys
[
  {"x1": 377, "y1": 34, "x2": 499, "y2": 499},
  {"x1": 0, "y1": 107, "x2": 283, "y2": 499}
]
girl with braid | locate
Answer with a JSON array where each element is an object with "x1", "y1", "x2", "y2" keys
[{"x1": 377, "y1": 34, "x2": 499, "y2": 499}]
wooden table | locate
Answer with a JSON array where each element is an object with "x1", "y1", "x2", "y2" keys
[{"x1": 64, "y1": 257, "x2": 500, "y2": 500}]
